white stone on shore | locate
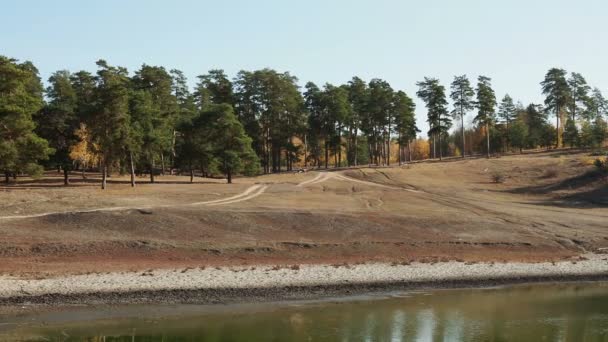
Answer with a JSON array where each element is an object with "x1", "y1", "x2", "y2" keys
[{"x1": 0, "y1": 254, "x2": 607, "y2": 299}]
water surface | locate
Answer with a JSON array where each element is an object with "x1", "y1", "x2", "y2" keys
[{"x1": 2, "y1": 282, "x2": 608, "y2": 341}]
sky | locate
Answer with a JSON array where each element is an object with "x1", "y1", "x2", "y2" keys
[{"x1": 2, "y1": 0, "x2": 607, "y2": 135}]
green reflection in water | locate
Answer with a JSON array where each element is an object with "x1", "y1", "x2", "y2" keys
[{"x1": 2, "y1": 282, "x2": 608, "y2": 341}]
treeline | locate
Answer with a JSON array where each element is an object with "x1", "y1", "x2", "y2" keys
[
  {"x1": 417, "y1": 71, "x2": 608, "y2": 159},
  {"x1": 1, "y1": 56, "x2": 607, "y2": 188}
]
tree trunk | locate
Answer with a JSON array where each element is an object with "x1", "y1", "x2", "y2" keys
[
  {"x1": 398, "y1": 133, "x2": 402, "y2": 166},
  {"x1": 63, "y1": 168, "x2": 69, "y2": 186},
  {"x1": 160, "y1": 153, "x2": 165, "y2": 176},
  {"x1": 101, "y1": 163, "x2": 107, "y2": 190},
  {"x1": 337, "y1": 125, "x2": 342, "y2": 168},
  {"x1": 461, "y1": 112, "x2": 466, "y2": 158},
  {"x1": 150, "y1": 158, "x2": 155, "y2": 184},
  {"x1": 505, "y1": 119, "x2": 510, "y2": 152},
  {"x1": 353, "y1": 127, "x2": 359, "y2": 166},
  {"x1": 486, "y1": 122, "x2": 491, "y2": 159},
  {"x1": 325, "y1": 139, "x2": 329, "y2": 169},
  {"x1": 4, "y1": 172, "x2": 9, "y2": 184},
  {"x1": 277, "y1": 145, "x2": 281, "y2": 172},
  {"x1": 439, "y1": 132, "x2": 443, "y2": 161},
  {"x1": 386, "y1": 132, "x2": 390, "y2": 166},
  {"x1": 227, "y1": 170, "x2": 232, "y2": 184},
  {"x1": 408, "y1": 140, "x2": 412, "y2": 162},
  {"x1": 334, "y1": 145, "x2": 338, "y2": 168},
  {"x1": 304, "y1": 134, "x2": 308, "y2": 168},
  {"x1": 285, "y1": 149, "x2": 289, "y2": 171},
  {"x1": 129, "y1": 151, "x2": 136, "y2": 188},
  {"x1": 556, "y1": 107, "x2": 561, "y2": 148},
  {"x1": 432, "y1": 134, "x2": 436, "y2": 159}
]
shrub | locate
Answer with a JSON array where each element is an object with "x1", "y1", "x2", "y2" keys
[
  {"x1": 594, "y1": 158, "x2": 608, "y2": 173},
  {"x1": 590, "y1": 150, "x2": 607, "y2": 157},
  {"x1": 491, "y1": 172, "x2": 505, "y2": 183},
  {"x1": 542, "y1": 168, "x2": 558, "y2": 178}
]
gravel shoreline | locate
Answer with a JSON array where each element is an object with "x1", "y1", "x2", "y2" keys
[{"x1": 1, "y1": 254, "x2": 607, "y2": 307}]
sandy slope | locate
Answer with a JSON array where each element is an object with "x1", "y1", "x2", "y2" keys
[{"x1": 0, "y1": 150, "x2": 606, "y2": 279}]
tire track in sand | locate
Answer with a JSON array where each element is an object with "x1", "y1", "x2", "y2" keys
[
  {"x1": 0, "y1": 184, "x2": 268, "y2": 221},
  {"x1": 206, "y1": 185, "x2": 268, "y2": 206},
  {"x1": 296, "y1": 172, "x2": 327, "y2": 187},
  {"x1": 334, "y1": 173, "x2": 422, "y2": 193}
]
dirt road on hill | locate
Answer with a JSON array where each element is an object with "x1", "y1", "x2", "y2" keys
[{"x1": 0, "y1": 150, "x2": 607, "y2": 277}]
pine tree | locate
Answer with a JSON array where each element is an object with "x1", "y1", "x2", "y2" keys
[
  {"x1": 509, "y1": 118, "x2": 528, "y2": 153},
  {"x1": 196, "y1": 69, "x2": 234, "y2": 108},
  {"x1": 567, "y1": 72, "x2": 590, "y2": 122},
  {"x1": 346, "y1": 77, "x2": 368, "y2": 166},
  {"x1": 131, "y1": 64, "x2": 177, "y2": 183},
  {"x1": 206, "y1": 104, "x2": 260, "y2": 183},
  {"x1": 450, "y1": 75, "x2": 475, "y2": 158},
  {"x1": 474, "y1": 76, "x2": 497, "y2": 158},
  {"x1": 91, "y1": 60, "x2": 132, "y2": 189},
  {"x1": 563, "y1": 119, "x2": 579, "y2": 147},
  {"x1": 36, "y1": 70, "x2": 79, "y2": 185},
  {"x1": 366, "y1": 79, "x2": 395, "y2": 165},
  {"x1": 541, "y1": 68, "x2": 570, "y2": 148},
  {"x1": 497, "y1": 94, "x2": 516, "y2": 150},
  {"x1": 416, "y1": 78, "x2": 450, "y2": 160},
  {"x1": 584, "y1": 88, "x2": 608, "y2": 122},
  {"x1": 393, "y1": 90, "x2": 419, "y2": 164},
  {"x1": 0, "y1": 56, "x2": 52, "y2": 183}
]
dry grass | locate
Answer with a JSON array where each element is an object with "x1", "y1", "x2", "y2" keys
[{"x1": 0, "y1": 150, "x2": 606, "y2": 277}]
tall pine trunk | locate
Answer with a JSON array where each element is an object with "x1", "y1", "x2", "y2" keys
[
  {"x1": 101, "y1": 163, "x2": 107, "y2": 190},
  {"x1": 129, "y1": 151, "x2": 136, "y2": 188},
  {"x1": 432, "y1": 134, "x2": 436, "y2": 159},
  {"x1": 461, "y1": 112, "x2": 466, "y2": 158},
  {"x1": 303, "y1": 134, "x2": 308, "y2": 168},
  {"x1": 63, "y1": 168, "x2": 69, "y2": 186},
  {"x1": 325, "y1": 139, "x2": 329, "y2": 169},
  {"x1": 505, "y1": 119, "x2": 510, "y2": 152},
  {"x1": 160, "y1": 153, "x2": 165, "y2": 176},
  {"x1": 277, "y1": 145, "x2": 281, "y2": 172},
  {"x1": 439, "y1": 132, "x2": 443, "y2": 161},
  {"x1": 337, "y1": 125, "x2": 342, "y2": 168},
  {"x1": 398, "y1": 133, "x2": 402, "y2": 166},
  {"x1": 556, "y1": 106, "x2": 561, "y2": 148},
  {"x1": 354, "y1": 127, "x2": 359, "y2": 166},
  {"x1": 486, "y1": 122, "x2": 491, "y2": 159},
  {"x1": 150, "y1": 157, "x2": 155, "y2": 184},
  {"x1": 408, "y1": 140, "x2": 412, "y2": 162},
  {"x1": 386, "y1": 136, "x2": 390, "y2": 166}
]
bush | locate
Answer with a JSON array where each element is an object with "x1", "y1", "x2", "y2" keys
[
  {"x1": 589, "y1": 150, "x2": 607, "y2": 157},
  {"x1": 542, "y1": 167, "x2": 558, "y2": 178},
  {"x1": 594, "y1": 158, "x2": 608, "y2": 173},
  {"x1": 491, "y1": 172, "x2": 505, "y2": 183}
]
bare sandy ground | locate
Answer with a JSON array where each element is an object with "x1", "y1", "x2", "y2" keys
[{"x1": 0, "y1": 150, "x2": 606, "y2": 285}]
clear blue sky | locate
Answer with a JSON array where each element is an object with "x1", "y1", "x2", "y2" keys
[{"x1": 2, "y1": 0, "x2": 607, "y2": 135}]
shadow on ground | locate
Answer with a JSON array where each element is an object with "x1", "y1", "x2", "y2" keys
[{"x1": 507, "y1": 170, "x2": 608, "y2": 208}]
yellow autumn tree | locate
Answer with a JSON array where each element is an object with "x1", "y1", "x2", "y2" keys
[
  {"x1": 69, "y1": 123, "x2": 100, "y2": 175},
  {"x1": 410, "y1": 138, "x2": 430, "y2": 160}
]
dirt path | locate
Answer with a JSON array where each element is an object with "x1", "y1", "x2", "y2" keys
[
  {"x1": 207, "y1": 185, "x2": 268, "y2": 206},
  {"x1": 0, "y1": 184, "x2": 267, "y2": 221},
  {"x1": 334, "y1": 173, "x2": 421, "y2": 192},
  {"x1": 297, "y1": 172, "x2": 333, "y2": 187},
  {"x1": 0, "y1": 151, "x2": 606, "y2": 278}
]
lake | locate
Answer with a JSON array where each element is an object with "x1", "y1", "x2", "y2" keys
[{"x1": 2, "y1": 282, "x2": 608, "y2": 341}]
